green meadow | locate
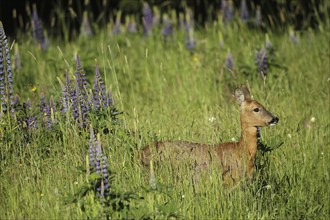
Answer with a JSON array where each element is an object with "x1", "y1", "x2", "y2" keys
[{"x1": 0, "y1": 10, "x2": 329, "y2": 220}]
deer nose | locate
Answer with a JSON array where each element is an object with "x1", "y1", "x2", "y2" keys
[{"x1": 268, "y1": 117, "x2": 279, "y2": 126}]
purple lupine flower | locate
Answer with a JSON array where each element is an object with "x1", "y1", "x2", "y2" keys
[
  {"x1": 221, "y1": 0, "x2": 227, "y2": 17},
  {"x1": 101, "y1": 155, "x2": 110, "y2": 197},
  {"x1": 162, "y1": 14, "x2": 173, "y2": 39},
  {"x1": 7, "y1": 62, "x2": 14, "y2": 114},
  {"x1": 80, "y1": 12, "x2": 93, "y2": 37},
  {"x1": 0, "y1": 21, "x2": 15, "y2": 115},
  {"x1": 76, "y1": 57, "x2": 88, "y2": 90},
  {"x1": 13, "y1": 95, "x2": 20, "y2": 106},
  {"x1": 142, "y1": 2, "x2": 153, "y2": 35},
  {"x1": 185, "y1": 29, "x2": 196, "y2": 51},
  {"x1": 71, "y1": 88, "x2": 79, "y2": 121},
  {"x1": 39, "y1": 94, "x2": 47, "y2": 114},
  {"x1": 40, "y1": 94, "x2": 53, "y2": 129},
  {"x1": 75, "y1": 55, "x2": 90, "y2": 112},
  {"x1": 93, "y1": 65, "x2": 108, "y2": 110},
  {"x1": 126, "y1": 16, "x2": 137, "y2": 33},
  {"x1": 27, "y1": 116, "x2": 37, "y2": 128},
  {"x1": 225, "y1": 50, "x2": 234, "y2": 71},
  {"x1": 257, "y1": 127, "x2": 262, "y2": 139},
  {"x1": 25, "y1": 103, "x2": 37, "y2": 128},
  {"x1": 255, "y1": 5, "x2": 262, "y2": 26},
  {"x1": 45, "y1": 101, "x2": 52, "y2": 117},
  {"x1": 74, "y1": 86, "x2": 87, "y2": 127},
  {"x1": 79, "y1": 98, "x2": 88, "y2": 126},
  {"x1": 0, "y1": 32, "x2": 6, "y2": 113},
  {"x1": 62, "y1": 72, "x2": 76, "y2": 115},
  {"x1": 255, "y1": 48, "x2": 268, "y2": 77},
  {"x1": 113, "y1": 23, "x2": 121, "y2": 35},
  {"x1": 21, "y1": 98, "x2": 37, "y2": 129},
  {"x1": 105, "y1": 93, "x2": 113, "y2": 107},
  {"x1": 240, "y1": 0, "x2": 249, "y2": 22},
  {"x1": 92, "y1": 67, "x2": 101, "y2": 110},
  {"x1": 61, "y1": 73, "x2": 71, "y2": 113},
  {"x1": 112, "y1": 11, "x2": 122, "y2": 35},
  {"x1": 74, "y1": 62, "x2": 89, "y2": 126},
  {"x1": 185, "y1": 11, "x2": 196, "y2": 51},
  {"x1": 75, "y1": 86, "x2": 83, "y2": 124},
  {"x1": 89, "y1": 127, "x2": 97, "y2": 170},
  {"x1": 89, "y1": 127, "x2": 110, "y2": 199},
  {"x1": 31, "y1": 4, "x2": 48, "y2": 51},
  {"x1": 0, "y1": 68, "x2": 5, "y2": 114},
  {"x1": 222, "y1": 0, "x2": 234, "y2": 23}
]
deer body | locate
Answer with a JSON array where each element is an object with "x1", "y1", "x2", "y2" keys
[{"x1": 140, "y1": 86, "x2": 279, "y2": 184}]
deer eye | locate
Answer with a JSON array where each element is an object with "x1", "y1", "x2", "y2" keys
[{"x1": 253, "y1": 108, "x2": 260, "y2": 112}]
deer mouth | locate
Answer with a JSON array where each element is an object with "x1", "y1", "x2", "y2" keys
[{"x1": 268, "y1": 117, "x2": 279, "y2": 126}]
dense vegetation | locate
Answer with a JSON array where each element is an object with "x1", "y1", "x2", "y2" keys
[{"x1": 0, "y1": 1, "x2": 329, "y2": 219}]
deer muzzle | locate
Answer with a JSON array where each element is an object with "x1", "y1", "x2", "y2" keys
[{"x1": 268, "y1": 116, "x2": 279, "y2": 126}]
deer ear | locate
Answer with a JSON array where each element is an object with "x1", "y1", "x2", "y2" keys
[{"x1": 234, "y1": 85, "x2": 251, "y2": 104}]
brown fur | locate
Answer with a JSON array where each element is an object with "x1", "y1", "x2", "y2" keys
[{"x1": 139, "y1": 86, "x2": 279, "y2": 184}]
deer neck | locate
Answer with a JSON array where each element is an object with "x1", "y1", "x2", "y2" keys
[{"x1": 239, "y1": 124, "x2": 258, "y2": 159}]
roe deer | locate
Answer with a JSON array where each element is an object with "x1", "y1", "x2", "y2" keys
[{"x1": 139, "y1": 86, "x2": 279, "y2": 184}]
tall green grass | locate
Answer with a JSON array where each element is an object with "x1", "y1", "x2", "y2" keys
[{"x1": 0, "y1": 20, "x2": 329, "y2": 219}]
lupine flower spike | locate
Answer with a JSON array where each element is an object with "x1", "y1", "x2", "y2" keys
[
  {"x1": 142, "y1": 2, "x2": 153, "y2": 36},
  {"x1": 61, "y1": 73, "x2": 71, "y2": 114},
  {"x1": 113, "y1": 11, "x2": 122, "y2": 35},
  {"x1": 0, "y1": 21, "x2": 15, "y2": 115},
  {"x1": 185, "y1": 9, "x2": 196, "y2": 51},
  {"x1": 93, "y1": 65, "x2": 111, "y2": 110},
  {"x1": 162, "y1": 14, "x2": 173, "y2": 41},
  {"x1": 89, "y1": 126, "x2": 110, "y2": 200},
  {"x1": 126, "y1": 16, "x2": 137, "y2": 33},
  {"x1": 222, "y1": 0, "x2": 234, "y2": 24},
  {"x1": 24, "y1": 98, "x2": 37, "y2": 129},
  {"x1": 39, "y1": 94, "x2": 47, "y2": 114},
  {"x1": 221, "y1": 0, "x2": 227, "y2": 21},
  {"x1": 31, "y1": 4, "x2": 48, "y2": 51},
  {"x1": 75, "y1": 56, "x2": 88, "y2": 99},
  {"x1": 74, "y1": 61, "x2": 88, "y2": 127},
  {"x1": 92, "y1": 66, "x2": 102, "y2": 109},
  {"x1": 255, "y1": 48, "x2": 268, "y2": 77},
  {"x1": 71, "y1": 86, "x2": 79, "y2": 122},
  {"x1": 39, "y1": 94, "x2": 51, "y2": 129},
  {"x1": 240, "y1": 0, "x2": 249, "y2": 22}
]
